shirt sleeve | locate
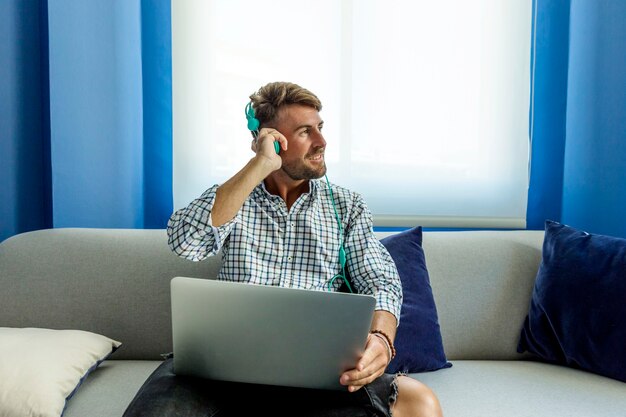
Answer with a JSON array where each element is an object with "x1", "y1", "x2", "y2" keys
[
  {"x1": 166, "y1": 184, "x2": 239, "y2": 261},
  {"x1": 343, "y1": 193, "x2": 403, "y2": 324}
]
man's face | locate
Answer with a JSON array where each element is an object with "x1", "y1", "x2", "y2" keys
[{"x1": 272, "y1": 104, "x2": 327, "y2": 180}]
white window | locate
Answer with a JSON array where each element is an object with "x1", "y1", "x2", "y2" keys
[{"x1": 172, "y1": 0, "x2": 532, "y2": 228}]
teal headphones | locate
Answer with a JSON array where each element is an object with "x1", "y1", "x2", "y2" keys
[
  {"x1": 245, "y1": 102, "x2": 353, "y2": 293},
  {"x1": 245, "y1": 102, "x2": 280, "y2": 154}
]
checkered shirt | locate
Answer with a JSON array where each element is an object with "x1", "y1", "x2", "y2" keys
[{"x1": 167, "y1": 179, "x2": 402, "y2": 321}]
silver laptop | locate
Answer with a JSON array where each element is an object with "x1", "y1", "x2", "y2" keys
[{"x1": 170, "y1": 276, "x2": 376, "y2": 390}]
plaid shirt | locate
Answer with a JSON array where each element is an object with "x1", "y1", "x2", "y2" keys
[{"x1": 167, "y1": 179, "x2": 402, "y2": 321}]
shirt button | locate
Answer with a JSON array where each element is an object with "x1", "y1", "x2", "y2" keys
[{"x1": 287, "y1": 256, "x2": 293, "y2": 262}]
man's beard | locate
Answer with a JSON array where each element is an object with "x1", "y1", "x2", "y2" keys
[{"x1": 281, "y1": 158, "x2": 327, "y2": 180}]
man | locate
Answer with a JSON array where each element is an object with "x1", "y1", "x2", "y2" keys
[{"x1": 125, "y1": 82, "x2": 443, "y2": 417}]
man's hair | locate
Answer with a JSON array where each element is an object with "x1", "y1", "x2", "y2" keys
[{"x1": 249, "y1": 82, "x2": 322, "y2": 128}]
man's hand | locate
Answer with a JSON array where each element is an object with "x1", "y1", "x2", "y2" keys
[
  {"x1": 251, "y1": 127, "x2": 287, "y2": 172},
  {"x1": 339, "y1": 333, "x2": 390, "y2": 392}
]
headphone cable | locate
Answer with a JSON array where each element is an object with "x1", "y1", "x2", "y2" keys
[{"x1": 325, "y1": 175, "x2": 354, "y2": 293}]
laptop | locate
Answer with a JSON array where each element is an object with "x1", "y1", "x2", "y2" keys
[{"x1": 170, "y1": 276, "x2": 376, "y2": 390}]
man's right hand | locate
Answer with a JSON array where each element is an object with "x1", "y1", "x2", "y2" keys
[{"x1": 251, "y1": 128, "x2": 287, "y2": 172}]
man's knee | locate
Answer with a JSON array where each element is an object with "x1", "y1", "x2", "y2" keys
[{"x1": 394, "y1": 376, "x2": 443, "y2": 417}]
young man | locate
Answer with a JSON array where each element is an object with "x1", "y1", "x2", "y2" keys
[{"x1": 125, "y1": 82, "x2": 443, "y2": 417}]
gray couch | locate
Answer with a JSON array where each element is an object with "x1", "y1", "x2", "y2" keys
[{"x1": 1, "y1": 228, "x2": 625, "y2": 417}]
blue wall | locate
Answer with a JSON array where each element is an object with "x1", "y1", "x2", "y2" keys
[{"x1": 561, "y1": 0, "x2": 626, "y2": 238}]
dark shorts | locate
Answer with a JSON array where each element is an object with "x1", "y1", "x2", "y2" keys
[{"x1": 123, "y1": 359, "x2": 398, "y2": 417}]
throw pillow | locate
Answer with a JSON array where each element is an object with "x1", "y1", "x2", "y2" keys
[
  {"x1": 0, "y1": 327, "x2": 122, "y2": 417},
  {"x1": 380, "y1": 226, "x2": 452, "y2": 374},
  {"x1": 517, "y1": 220, "x2": 626, "y2": 382}
]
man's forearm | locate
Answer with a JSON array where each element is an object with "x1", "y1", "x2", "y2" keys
[
  {"x1": 370, "y1": 310, "x2": 397, "y2": 342},
  {"x1": 211, "y1": 156, "x2": 274, "y2": 227}
]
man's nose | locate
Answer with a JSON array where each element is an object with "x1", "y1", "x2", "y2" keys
[{"x1": 312, "y1": 129, "x2": 326, "y2": 147}]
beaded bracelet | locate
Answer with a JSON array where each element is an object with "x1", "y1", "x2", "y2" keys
[{"x1": 370, "y1": 329, "x2": 396, "y2": 362}]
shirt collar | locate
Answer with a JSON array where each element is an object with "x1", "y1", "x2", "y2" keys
[{"x1": 255, "y1": 179, "x2": 322, "y2": 200}]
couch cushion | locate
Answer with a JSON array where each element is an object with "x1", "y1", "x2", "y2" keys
[
  {"x1": 63, "y1": 360, "x2": 161, "y2": 417},
  {"x1": 379, "y1": 227, "x2": 451, "y2": 373},
  {"x1": 419, "y1": 230, "x2": 545, "y2": 360},
  {"x1": 518, "y1": 220, "x2": 626, "y2": 383},
  {"x1": 411, "y1": 360, "x2": 626, "y2": 417}
]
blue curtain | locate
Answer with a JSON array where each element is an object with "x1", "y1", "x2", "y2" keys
[
  {"x1": 1, "y1": 0, "x2": 172, "y2": 243},
  {"x1": 560, "y1": 0, "x2": 626, "y2": 238},
  {"x1": 527, "y1": 0, "x2": 626, "y2": 238},
  {"x1": 526, "y1": 0, "x2": 570, "y2": 230},
  {"x1": 1, "y1": 0, "x2": 51, "y2": 243}
]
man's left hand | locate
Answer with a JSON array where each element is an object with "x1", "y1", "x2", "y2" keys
[{"x1": 339, "y1": 333, "x2": 390, "y2": 392}]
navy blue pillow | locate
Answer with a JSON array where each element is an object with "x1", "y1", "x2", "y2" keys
[
  {"x1": 518, "y1": 220, "x2": 626, "y2": 382},
  {"x1": 380, "y1": 226, "x2": 452, "y2": 374}
]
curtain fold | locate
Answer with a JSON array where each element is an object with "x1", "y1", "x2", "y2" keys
[
  {"x1": 526, "y1": 0, "x2": 570, "y2": 230},
  {"x1": 0, "y1": 0, "x2": 51, "y2": 242},
  {"x1": 141, "y1": 0, "x2": 173, "y2": 230},
  {"x1": 0, "y1": 0, "x2": 172, "y2": 243}
]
